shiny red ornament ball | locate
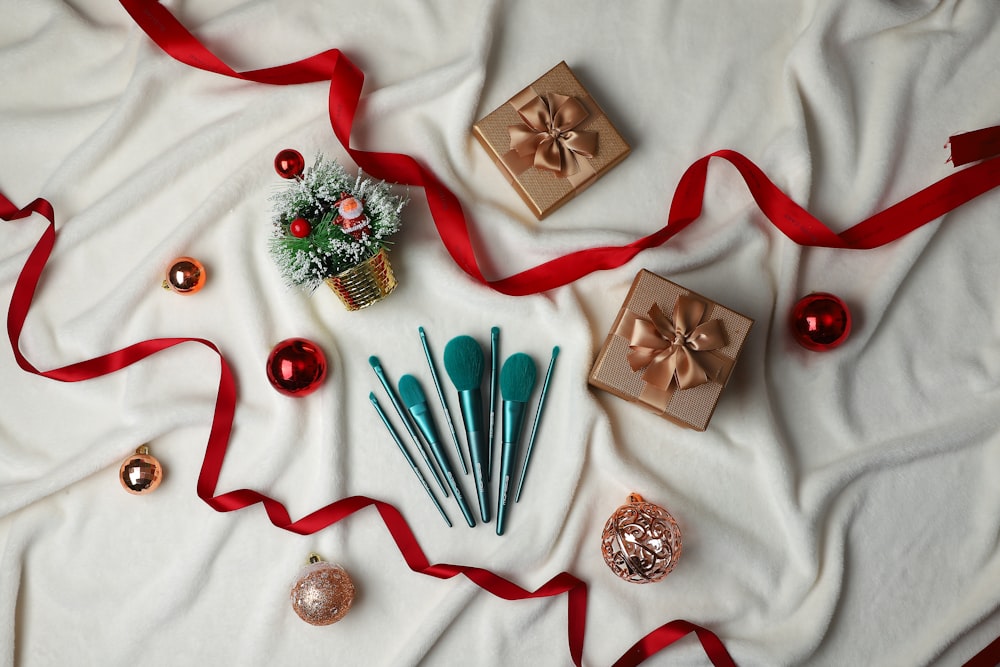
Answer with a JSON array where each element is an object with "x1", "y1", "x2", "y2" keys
[
  {"x1": 289, "y1": 217, "x2": 311, "y2": 238},
  {"x1": 274, "y1": 148, "x2": 305, "y2": 179},
  {"x1": 266, "y1": 338, "x2": 328, "y2": 396},
  {"x1": 790, "y1": 292, "x2": 851, "y2": 351},
  {"x1": 164, "y1": 256, "x2": 206, "y2": 294}
]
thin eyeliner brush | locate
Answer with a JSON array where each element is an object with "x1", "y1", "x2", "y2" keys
[
  {"x1": 487, "y1": 326, "x2": 499, "y2": 482},
  {"x1": 369, "y1": 393, "x2": 452, "y2": 527},
  {"x1": 419, "y1": 327, "x2": 467, "y2": 474},
  {"x1": 514, "y1": 346, "x2": 559, "y2": 503},
  {"x1": 369, "y1": 355, "x2": 449, "y2": 496}
]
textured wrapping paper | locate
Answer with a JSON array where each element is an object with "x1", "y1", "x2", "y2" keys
[
  {"x1": 589, "y1": 270, "x2": 753, "y2": 431},
  {"x1": 472, "y1": 61, "x2": 630, "y2": 219}
]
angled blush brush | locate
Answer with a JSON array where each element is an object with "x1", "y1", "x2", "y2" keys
[
  {"x1": 443, "y1": 335, "x2": 490, "y2": 523},
  {"x1": 495, "y1": 352, "x2": 537, "y2": 536},
  {"x1": 398, "y1": 374, "x2": 476, "y2": 528}
]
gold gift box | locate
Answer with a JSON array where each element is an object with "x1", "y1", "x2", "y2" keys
[
  {"x1": 589, "y1": 270, "x2": 754, "y2": 431},
  {"x1": 472, "y1": 61, "x2": 630, "y2": 219}
]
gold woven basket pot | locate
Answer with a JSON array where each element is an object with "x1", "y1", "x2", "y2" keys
[{"x1": 324, "y1": 247, "x2": 398, "y2": 311}]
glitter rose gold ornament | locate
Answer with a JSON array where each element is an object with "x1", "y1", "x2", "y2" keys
[
  {"x1": 600, "y1": 493, "x2": 682, "y2": 584},
  {"x1": 119, "y1": 445, "x2": 163, "y2": 494},
  {"x1": 162, "y1": 256, "x2": 206, "y2": 295},
  {"x1": 290, "y1": 553, "x2": 356, "y2": 626}
]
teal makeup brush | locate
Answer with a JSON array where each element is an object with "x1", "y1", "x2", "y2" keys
[
  {"x1": 495, "y1": 352, "x2": 537, "y2": 536},
  {"x1": 369, "y1": 393, "x2": 452, "y2": 527},
  {"x1": 515, "y1": 346, "x2": 559, "y2": 503},
  {"x1": 443, "y1": 335, "x2": 490, "y2": 523},
  {"x1": 398, "y1": 374, "x2": 476, "y2": 528},
  {"x1": 418, "y1": 327, "x2": 467, "y2": 474},
  {"x1": 487, "y1": 326, "x2": 499, "y2": 482},
  {"x1": 369, "y1": 355, "x2": 449, "y2": 496}
]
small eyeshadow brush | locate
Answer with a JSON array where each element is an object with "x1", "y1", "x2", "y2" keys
[
  {"x1": 488, "y1": 326, "x2": 499, "y2": 482},
  {"x1": 515, "y1": 346, "x2": 558, "y2": 502},
  {"x1": 369, "y1": 393, "x2": 452, "y2": 527},
  {"x1": 496, "y1": 352, "x2": 537, "y2": 536},
  {"x1": 443, "y1": 335, "x2": 490, "y2": 523},
  {"x1": 398, "y1": 374, "x2": 476, "y2": 528},
  {"x1": 418, "y1": 327, "x2": 467, "y2": 474}
]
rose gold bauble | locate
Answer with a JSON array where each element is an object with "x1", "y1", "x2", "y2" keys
[
  {"x1": 119, "y1": 445, "x2": 163, "y2": 494},
  {"x1": 601, "y1": 493, "x2": 682, "y2": 584},
  {"x1": 290, "y1": 554, "x2": 356, "y2": 626},
  {"x1": 163, "y1": 256, "x2": 206, "y2": 294}
]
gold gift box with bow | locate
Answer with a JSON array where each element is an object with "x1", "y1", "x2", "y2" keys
[
  {"x1": 472, "y1": 61, "x2": 630, "y2": 219},
  {"x1": 589, "y1": 270, "x2": 754, "y2": 431}
]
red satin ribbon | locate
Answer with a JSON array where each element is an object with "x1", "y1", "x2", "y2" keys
[{"x1": 118, "y1": 1, "x2": 1000, "y2": 297}]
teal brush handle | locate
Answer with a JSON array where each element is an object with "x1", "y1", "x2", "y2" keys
[
  {"x1": 458, "y1": 387, "x2": 489, "y2": 523},
  {"x1": 370, "y1": 357, "x2": 449, "y2": 497},
  {"x1": 496, "y1": 399, "x2": 528, "y2": 536},
  {"x1": 369, "y1": 394, "x2": 452, "y2": 527},
  {"x1": 407, "y1": 402, "x2": 476, "y2": 528}
]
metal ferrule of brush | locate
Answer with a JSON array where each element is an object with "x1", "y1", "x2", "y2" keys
[
  {"x1": 496, "y1": 400, "x2": 528, "y2": 536},
  {"x1": 459, "y1": 387, "x2": 489, "y2": 523}
]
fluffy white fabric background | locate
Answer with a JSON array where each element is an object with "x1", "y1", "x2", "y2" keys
[{"x1": 1, "y1": 1, "x2": 998, "y2": 665}]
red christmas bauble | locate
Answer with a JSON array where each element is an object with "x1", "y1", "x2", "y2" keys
[
  {"x1": 289, "y1": 217, "x2": 311, "y2": 238},
  {"x1": 266, "y1": 338, "x2": 328, "y2": 396},
  {"x1": 274, "y1": 149, "x2": 305, "y2": 179},
  {"x1": 164, "y1": 256, "x2": 206, "y2": 294},
  {"x1": 790, "y1": 292, "x2": 851, "y2": 351}
]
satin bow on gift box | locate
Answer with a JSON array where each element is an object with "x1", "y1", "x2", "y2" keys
[
  {"x1": 626, "y1": 295, "x2": 729, "y2": 391},
  {"x1": 508, "y1": 92, "x2": 597, "y2": 178}
]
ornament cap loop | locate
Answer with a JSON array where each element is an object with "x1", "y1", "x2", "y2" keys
[
  {"x1": 308, "y1": 552, "x2": 323, "y2": 564},
  {"x1": 626, "y1": 492, "x2": 644, "y2": 504}
]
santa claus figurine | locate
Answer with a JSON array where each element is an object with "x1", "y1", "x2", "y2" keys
[{"x1": 333, "y1": 194, "x2": 371, "y2": 241}]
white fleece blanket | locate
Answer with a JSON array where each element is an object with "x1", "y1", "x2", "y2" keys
[{"x1": 1, "y1": 1, "x2": 999, "y2": 665}]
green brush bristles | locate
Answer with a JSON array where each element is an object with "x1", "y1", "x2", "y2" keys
[
  {"x1": 500, "y1": 353, "x2": 537, "y2": 403},
  {"x1": 397, "y1": 374, "x2": 427, "y2": 408},
  {"x1": 443, "y1": 335, "x2": 484, "y2": 391},
  {"x1": 268, "y1": 154, "x2": 408, "y2": 292}
]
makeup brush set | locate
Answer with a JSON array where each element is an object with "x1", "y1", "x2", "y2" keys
[{"x1": 369, "y1": 327, "x2": 559, "y2": 534}]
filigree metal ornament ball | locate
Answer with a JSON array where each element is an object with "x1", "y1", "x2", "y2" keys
[
  {"x1": 290, "y1": 554, "x2": 356, "y2": 626},
  {"x1": 600, "y1": 493, "x2": 682, "y2": 584},
  {"x1": 119, "y1": 445, "x2": 163, "y2": 495}
]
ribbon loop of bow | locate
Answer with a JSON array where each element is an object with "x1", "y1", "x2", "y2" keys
[
  {"x1": 508, "y1": 92, "x2": 598, "y2": 177},
  {"x1": 627, "y1": 295, "x2": 728, "y2": 391}
]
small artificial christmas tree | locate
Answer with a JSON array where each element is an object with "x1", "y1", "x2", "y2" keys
[{"x1": 269, "y1": 153, "x2": 407, "y2": 309}]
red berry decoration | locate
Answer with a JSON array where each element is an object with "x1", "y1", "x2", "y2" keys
[
  {"x1": 266, "y1": 338, "x2": 328, "y2": 397},
  {"x1": 289, "y1": 217, "x2": 312, "y2": 238},
  {"x1": 790, "y1": 292, "x2": 851, "y2": 351},
  {"x1": 274, "y1": 149, "x2": 305, "y2": 179}
]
